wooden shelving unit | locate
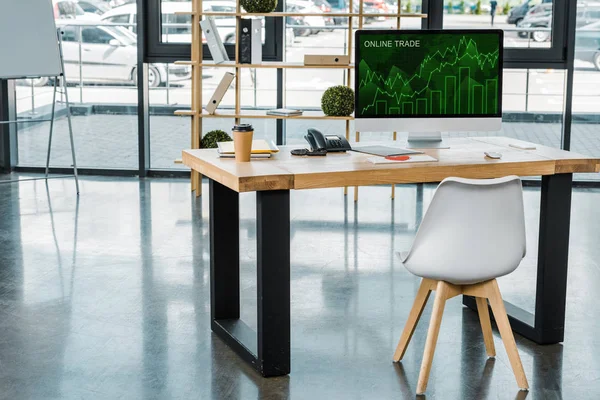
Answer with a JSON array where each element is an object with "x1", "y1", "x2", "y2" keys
[{"x1": 178, "y1": 0, "x2": 427, "y2": 198}]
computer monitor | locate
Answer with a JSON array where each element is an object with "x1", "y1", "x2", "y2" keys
[{"x1": 355, "y1": 30, "x2": 503, "y2": 148}]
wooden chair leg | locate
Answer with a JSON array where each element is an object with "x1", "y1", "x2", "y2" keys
[
  {"x1": 487, "y1": 280, "x2": 529, "y2": 390},
  {"x1": 416, "y1": 281, "x2": 450, "y2": 395},
  {"x1": 476, "y1": 297, "x2": 496, "y2": 357},
  {"x1": 393, "y1": 279, "x2": 434, "y2": 362}
]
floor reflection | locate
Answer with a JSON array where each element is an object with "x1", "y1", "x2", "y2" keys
[{"x1": 0, "y1": 176, "x2": 597, "y2": 399}]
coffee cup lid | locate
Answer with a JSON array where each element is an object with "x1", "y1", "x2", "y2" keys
[{"x1": 232, "y1": 124, "x2": 253, "y2": 132}]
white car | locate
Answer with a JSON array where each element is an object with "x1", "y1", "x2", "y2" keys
[
  {"x1": 28, "y1": 21, "x2": 190, "y2": 87},
  {"x1": 53, "y1": 0, "x2": 101, "y2": 20},
  {"x1": 100, "y1": 1, "x2": 237, "y2": 44},
  {"x1": 286, "y1": 0, "x2": 327, "y2": 34}
]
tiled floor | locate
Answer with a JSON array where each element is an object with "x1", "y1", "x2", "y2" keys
[{"x1": 1, "y1": 176, "x2": 600, "y2": 399}]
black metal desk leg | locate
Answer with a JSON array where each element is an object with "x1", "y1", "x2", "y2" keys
[
  {"x1": 463, "y1": 174, "x2": 573, "y2": 345},
  {"x1": 209, "y1": 180, "x2": 240, "y2": 321},
  {"x1": 257, "y1": 190, "x2": 291, "y2": 376},
  {"x1": 535, "y1": 173, "x2": 573, "y2": 344}
]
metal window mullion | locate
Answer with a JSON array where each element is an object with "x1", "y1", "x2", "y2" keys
[
  {"x1": 0, "y1": 79, "x2": 17, "y2": 171},
  {"x1": 561, "y1": 0, "x2": 578, "y2": 151},
  {"x1": 137, "y1": 0, "x2": 151, "y2": 176}
]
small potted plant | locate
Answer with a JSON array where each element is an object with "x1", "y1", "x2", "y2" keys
[
  {"x1": 201, "y1": 129, "x2": 232, "y2": 149},
  {"x1": 321, "y1": 85, "x2": 355, "y2": 117},
  {"x1": 241, "y1": 0, "x2": 278, "y2": 13}
]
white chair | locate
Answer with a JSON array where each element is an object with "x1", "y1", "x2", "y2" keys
[{"x1": 394, "y1": 176, "x2": 529, "y2": 395}]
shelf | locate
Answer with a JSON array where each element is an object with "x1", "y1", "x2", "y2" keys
[
  {"x1": 176, "y1": 11, "x2": 427, "y2": 18},
  {"x1": 175, "y1": 61, "x2": 354, "y2": 69},
  {"x1": 175, "y1": 109, "x2": 354, "y2": 120}
]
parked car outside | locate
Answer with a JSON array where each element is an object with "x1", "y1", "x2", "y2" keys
[
  {"x1": 517, "y1": 13, "x2": 552, "y2": 42},
  {"x1": 76, "y1": 0, "x2": 111, "y2": 15},
  {"x1": 507, "y1": 0, "x2": 551, "y2": 26},
  {"x1": 287, "y1": 15, "x2": 312, "y2": 37},
  {"x1": 575, "y1": 20, "x2": 600, "y2": 70},
  {"x1": 327, "y1": 0, "x2": 379, "y2": 25},
  {"x1": 518, "y1": 2, "x2": 600, "y2": 42},
  {"x1": 364, "y1": 0, "x2": 389, "y2": 13},
  {"x1": 53, "y1": 0, "x2": 101, "y2": 20},
  {"x1": 100, "y1": 2, "x2": 237, "y2": 44},
  {"x1": 311, "y1": 0, "x2": 335, "y2": 29},
  {"x1": 328, "y1": 0, "x2": 349, "y2": 25},
  {"x1": 28, "y1": 21, "x2": 190, "y2": 87},
  {"x1": 516, "y1": 3, "x2": 552, "y2": 38},
  {"x1": 287, "y1": 0, "x2": 327, "y2": 34}
]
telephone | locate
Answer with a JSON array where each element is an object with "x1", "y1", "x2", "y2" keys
[{"x1": 304, "y1": 128, "x2": 352, "y2": 152}]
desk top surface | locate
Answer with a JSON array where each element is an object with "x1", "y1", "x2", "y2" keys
[{"x1": 182, "y1": 137, "x2": 600, "y2": 193}]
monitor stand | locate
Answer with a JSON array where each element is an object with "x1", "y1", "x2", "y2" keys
[{"x1": 405, "y1": 132, "x2": 450, "y2": 149}]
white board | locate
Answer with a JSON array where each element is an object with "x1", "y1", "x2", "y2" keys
[{"x1": 0, "y1": 0, "x2": 62, "y2": 79}]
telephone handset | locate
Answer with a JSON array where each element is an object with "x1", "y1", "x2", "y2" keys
[{"x1": 304, "y1": 128, "x2": 352, "y2": 152}]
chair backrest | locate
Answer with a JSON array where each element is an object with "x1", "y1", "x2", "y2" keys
[{"x1": 403, "y1": 176, "x2": 526, "y2": 285}]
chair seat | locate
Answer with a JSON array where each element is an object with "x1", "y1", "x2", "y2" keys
[{"x1": 397, "y1": 252, "x2": 518, "y2": 284}]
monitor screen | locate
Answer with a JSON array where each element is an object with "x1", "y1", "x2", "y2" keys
[{"x1": 355, "y1": 30, "x2": 503, "y2": 119}]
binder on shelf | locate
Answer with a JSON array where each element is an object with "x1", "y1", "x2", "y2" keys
[
  {"x1": 304, "y1": 55, "x2": 350, "y2": 66},
  {"x1": 206, "y1": 72, "x2": 235, "y2": 114},
  {"x1": 200, "y1": 17, "x2": 229, "y2": 64},
  {"x1": 239, "y1": 18, "x2": 262, "y2": 64}
]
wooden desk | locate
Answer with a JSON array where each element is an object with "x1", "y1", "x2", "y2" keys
[{"x1": 183, "y1": 137, "x2": 600, "y2": 377}]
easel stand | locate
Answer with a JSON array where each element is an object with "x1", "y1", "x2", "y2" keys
[{"x1": 0, "y1": 28, "x2": 79, "y2": 194}]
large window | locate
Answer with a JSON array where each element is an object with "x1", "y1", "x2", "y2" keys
[
  {"x1": 15, "y1": 6, "x2": 139, "y2": 169},
  {"x1": 4, "y1": 0, "x2": 599, "y2": 183},
  {"x1": 443, "y1": 0, "x2": 555, "y2": 48},
  {"x1": 441, "y1": 0, "x2": 572, "y2": 65}
]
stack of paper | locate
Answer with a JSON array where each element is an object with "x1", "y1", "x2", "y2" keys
[
  {"x1": 366, "y1": 154, "x2": 438, "y2": 164},
  {"x1": 266, "y1": 108, "x2": 303, "y2": 116},
  {"x1": 217, "y1": 140, "x2": 279, "y2": 159}
]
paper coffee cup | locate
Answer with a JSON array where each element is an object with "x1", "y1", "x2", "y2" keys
[{"x1": 232, "y1": 124, "x2": 254, "y2": 162}]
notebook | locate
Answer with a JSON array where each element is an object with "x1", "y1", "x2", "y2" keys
[{"x1": 217, "y1": 140, "x2": 279, "y2": 155}]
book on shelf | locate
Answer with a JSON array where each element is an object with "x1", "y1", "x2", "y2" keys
[
  {"x1": 200, "y1": 17, "x2": 229, "y2": 64},
  {"x1": 266, "y1": 108, "x2": 303, "y2": 116},
  {"x1": 217, "y1": 139, "x2": 279, "y2": 155}
]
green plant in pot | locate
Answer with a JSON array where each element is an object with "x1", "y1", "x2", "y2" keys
[
  {"x1": 201, "y1": 129, "x2": 232, "y2": 149},
  {"x1": 241, "y1": 0, "x2": 278, "y2": 13},
  {"x1": 321, "y1": 85, "x2": 355, "y2": 117}
]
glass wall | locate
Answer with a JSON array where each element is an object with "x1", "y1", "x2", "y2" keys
[
  {"x1": 570, "y1": 0, "x2": 600, "y2": 180},
  {"x1": 6, "y1": 0, "x2": 600, "y2": 182},
  {"x1": 16, "y1": 7, "x2": 139, "y2": 169}
]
